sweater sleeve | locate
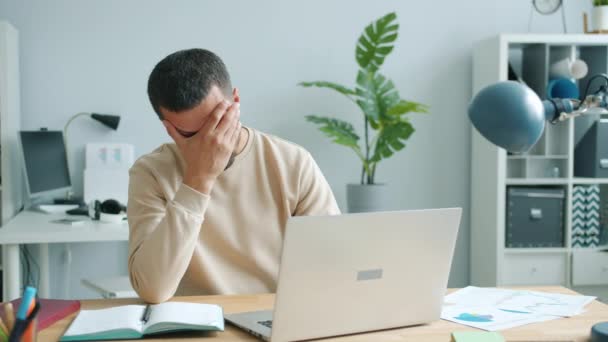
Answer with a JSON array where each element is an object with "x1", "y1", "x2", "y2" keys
[
  {"x1": 294, "y1": 152, "x2": 341, "y2": 216},
  {"x1": 127, "y1": 160, "x2": 209, "y2": 303}
]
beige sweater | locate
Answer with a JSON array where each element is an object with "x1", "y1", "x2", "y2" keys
[{"x1": 127, "y1": 127, "x2": 340, "y2": 303}]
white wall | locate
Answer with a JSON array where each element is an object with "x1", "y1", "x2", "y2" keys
[{"x1": 0, "y1": 0, "x2": 592, "y2": 299}]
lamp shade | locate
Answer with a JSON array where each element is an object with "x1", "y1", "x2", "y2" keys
[
  {"x1": 91, "y1": 113, "x2": 120, "y2": 130},
  {"x1": 468, "y1": 81, "x2": 545, "y2": 153}
]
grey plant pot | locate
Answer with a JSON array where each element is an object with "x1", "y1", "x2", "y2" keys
[{"x1": 346, "y1": 183, "x2": 390, "y2": 213}]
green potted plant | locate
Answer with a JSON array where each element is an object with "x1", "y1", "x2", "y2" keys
[
  {"x1": 593, "y1": 0, "x2": 608, "y2": 31},
  {"x1": 299, "y1": 12, "x2": 428, "y2": 213}
]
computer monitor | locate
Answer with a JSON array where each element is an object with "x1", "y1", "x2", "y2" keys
[{"x1": 19, "y1": 130, "x2": 71, "y2": 198}]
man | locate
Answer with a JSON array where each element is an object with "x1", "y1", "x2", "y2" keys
[{"x1": 128, "y1": 48, "x2": 340, "y2": 304}]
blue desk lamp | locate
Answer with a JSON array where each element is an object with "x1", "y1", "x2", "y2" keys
[
  {"x1": 468, "y1": 76, "x2": 608, "y2": 340},
  {"x1": 468, "y1": 75, "x2": 608, "y2": 153}
]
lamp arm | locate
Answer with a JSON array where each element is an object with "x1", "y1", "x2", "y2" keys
[
  {"x1": 64, "y1": 112, "x2": 90, "y2": 135},
  {"x1": 543, "y1": 98, "x2": 580, "y2": 123},
  {"x1": 63, "y1": 112, "x2": 90, "y2": 198},
  {"x1": 548, "y1": 91, "x2": 608, "y2": 124}
]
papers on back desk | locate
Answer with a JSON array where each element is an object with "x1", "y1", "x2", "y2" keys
[{"x1": 441, "y1": 286, "x2": 595, "y2": 331}]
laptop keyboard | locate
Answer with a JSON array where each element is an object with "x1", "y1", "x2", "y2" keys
[{"x1": 257, "y1": 320, "x2": 273, "y2": 328}]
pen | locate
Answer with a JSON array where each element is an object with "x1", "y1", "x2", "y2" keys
[
  {"x1": 21, "y1": 298, "x2": 36, "y2": 342},
  {"x1": 16, "y1": 287, "x2": 36, "y2": 320},
  {"x1": 9, "y1": 287, "x2": 37, "y2": 342},
  {"x1": 141, "y1": 305, "x2": 151, "y2": 324}
]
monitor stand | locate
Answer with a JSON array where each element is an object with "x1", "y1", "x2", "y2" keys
[{"x1": 54, "y1": 190, "x2": 84, "y2": 206}]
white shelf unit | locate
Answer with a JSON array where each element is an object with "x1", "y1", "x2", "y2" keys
[
  {"x1": 471, "y1": 34, "x2": 608, "y2": 292},
  {"x1": 0, "y1": 21, "x2": 24, "y2": 299}
]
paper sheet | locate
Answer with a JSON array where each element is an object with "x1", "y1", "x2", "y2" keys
[
  {"x1": 441, "y1": 305, "x2": 558, "y2": 331},
  {"x1": 441, "y1": 287, "x2": 596, "y2": 331},
  {"x1": 444, "y1": 286, "x2": 595, "y2": 317}
]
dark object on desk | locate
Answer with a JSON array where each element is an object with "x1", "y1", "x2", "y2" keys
[
  {"x1": 1, "y1": 298, "x2": 80, "y2": 331},
  {"x1": 66, "y1": 199, "x2": 127, "y2": 218},
  {"x1": 66, "y1": 206, "x2": 89, "y2": 216},
  {"x1": 90, "y1": 199, "x2": 126, "y2": 220},
  {"x1": 575, "y1": 120, "x2": 608, "y2": 178},
  {"x1": 54, "y1": 197, "x2": 84, "y2": 206},
  {"x1": 592, "y1": 322, "x2": 608, "y2": 342},
  {"x1": 506, "y1": 187, "x2": 565, "y2": 248}
]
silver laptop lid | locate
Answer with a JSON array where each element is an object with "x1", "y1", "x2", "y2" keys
[{"x1": 271, "y1": 208, "x2": 461, "y2": 342}]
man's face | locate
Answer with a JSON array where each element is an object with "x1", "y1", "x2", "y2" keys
[{"x1": 160, "y1": 85, "x2": 234, "y2": 138}]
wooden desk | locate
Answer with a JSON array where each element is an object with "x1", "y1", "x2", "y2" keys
[{"x1": 41, "y1": 287, "x2": 608, "y2": 341}]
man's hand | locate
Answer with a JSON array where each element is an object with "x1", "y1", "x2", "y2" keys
[{"x1": 163, "y1": 101, "x2": 241, "y2": 194}]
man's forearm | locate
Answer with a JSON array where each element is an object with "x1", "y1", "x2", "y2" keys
[{"x1": 128, "y1": 184, "x2": 209, "y2": 303}]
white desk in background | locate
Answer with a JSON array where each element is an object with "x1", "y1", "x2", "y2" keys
[{"x1": 0, "y1": 210, "x2": 128, "y2": 301}]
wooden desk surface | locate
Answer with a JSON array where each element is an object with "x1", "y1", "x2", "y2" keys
[{"x1": 41, "y1": 287, "x2": 608, "y2": 342}]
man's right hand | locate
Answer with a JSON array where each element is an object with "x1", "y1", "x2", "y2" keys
[{"x1": 163, "y1": 101, "x2": 241, "y2": 194}]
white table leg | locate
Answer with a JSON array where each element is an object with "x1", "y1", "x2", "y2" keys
[
  {"x1": 39, "y1": 243, "x2": 50, "y2": 298},
  {"x1": 3, "y1": 244, "x2": 21, "y2": 301}
]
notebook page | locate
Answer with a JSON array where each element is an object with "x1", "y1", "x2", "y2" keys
[
  {"x1": 63, "y1": 305, "x2": 145, "y2": 336},
  {"x1": 144, "y1": 302, "x2": 223, "y2": 332}
]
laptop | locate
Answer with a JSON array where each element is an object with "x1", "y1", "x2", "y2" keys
[{"x1": 225, "y1": 208, "x2": 462, "y2": 342}]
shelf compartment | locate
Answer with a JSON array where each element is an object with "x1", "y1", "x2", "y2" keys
[
  {"x1": 527, "y1": 158, "x2": 568, "y2": 178},
  {"x1": 502, "y1": 253, "x2": 567, "y2": 285},
  {"x1": 545, "y1": 120, "x2": 570, "y2": 156},
  {"x1": 572, "y1": 250, "x2": 608, "y2": 286},
  {"x1": 507, "y1": 158, "x2": 526, "y2": 178},
  {"x1": 548, "y1": 45, "x2": 575, "y2": 80},
  {"x1": 579, "y1": 45, "x2": 608, "y2": 102},
  {"x1": 522, "y1": 44, "x2": 549, "y2": 100}
]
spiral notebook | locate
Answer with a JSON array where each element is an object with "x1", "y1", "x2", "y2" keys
[{"x1": 60, "y1": 302, "x2": 224, "y2": 341}]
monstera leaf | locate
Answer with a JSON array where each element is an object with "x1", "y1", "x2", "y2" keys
[
  {"x1": 298, "y1": 81, "x2": 357, "y2": 98},
  {"x1": 305, "y1": 115, "x2": 361, "y2": 151},
  {"x1": 355, "y1": 69, "x2": 400, "y2": 125},
  {"x1": 387, "y1": 99, "x2": 429, "y2": 116},
  {"x1": 371, "y1": 120, "x2": 414, "y2": 162},
  {"x1": 356, "y1": 12, "x2": 398, "y2": 72}
]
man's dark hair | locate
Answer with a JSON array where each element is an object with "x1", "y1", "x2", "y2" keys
[{"x1": 147, "y1": 48, "x2": 232, "y2": 118}]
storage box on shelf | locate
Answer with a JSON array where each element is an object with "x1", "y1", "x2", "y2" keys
[{"x1": 471, "y1": 35, "x2": 608, "y2": 291}]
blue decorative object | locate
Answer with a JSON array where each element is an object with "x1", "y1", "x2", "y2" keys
[
  {"x1": 547, "y1": 78, "x2": 579, "y2": 99},
  {"x1": 468, "y1": 81, "x2": 574, "y2": 153}
]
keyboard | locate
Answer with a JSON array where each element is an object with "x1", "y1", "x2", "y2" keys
[{"x1": 257, "y1": 320, "x2": 273, "y2": 328}]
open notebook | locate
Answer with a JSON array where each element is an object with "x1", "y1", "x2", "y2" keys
[{"x1": 60, "y1": 302, "x2": 224, "y2": 341}]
